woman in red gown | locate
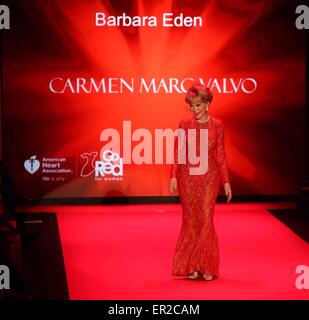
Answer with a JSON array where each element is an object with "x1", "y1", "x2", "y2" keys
[{"x1": 169, "y1": 84, "x2": 232, "y2": 281}]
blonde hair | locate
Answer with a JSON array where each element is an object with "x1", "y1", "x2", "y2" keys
[{"x1": 185, "y1": 83, "x2": 213, "y2": 104}]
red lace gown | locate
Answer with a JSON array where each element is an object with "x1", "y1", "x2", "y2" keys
[{"x1": 170, "y1": 115, "x2": 230, "y2": 277}]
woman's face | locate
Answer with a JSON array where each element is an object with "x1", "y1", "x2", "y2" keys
[{"x1": 189, "y1": 95, "x2": 209, "y2": 120}]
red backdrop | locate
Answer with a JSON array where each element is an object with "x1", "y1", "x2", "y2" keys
[{"x1": 2, "y1": 0, "x2": 306, "y2": 199}]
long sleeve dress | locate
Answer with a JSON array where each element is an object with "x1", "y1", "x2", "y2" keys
[{"x1": 170, "y1": 115, "x2": 230, "y2": 277}]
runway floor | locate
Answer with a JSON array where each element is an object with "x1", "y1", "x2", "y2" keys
[{"x1": 17, "y1": 202, "x2": 309, "y2": 300}]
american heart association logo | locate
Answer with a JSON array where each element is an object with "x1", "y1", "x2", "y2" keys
[{"x1": 24, "y1": 155, "x2": 40, "y2": 174}]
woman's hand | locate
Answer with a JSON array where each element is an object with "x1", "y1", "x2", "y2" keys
[
  {"x1": 169, "y1": 178, "x2": 178, "y2": 195},
  {"x1": 224, "y1": 182, "x2": 232, "y2": 203}
]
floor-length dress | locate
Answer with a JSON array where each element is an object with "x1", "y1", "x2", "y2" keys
[{"x1": 171, "y1": 115, "x2": 230, "y2": 277}]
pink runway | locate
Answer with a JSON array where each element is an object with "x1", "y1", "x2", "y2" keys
[{"x1": 17, "y1": 202, "x2": 309, "y2": 300}]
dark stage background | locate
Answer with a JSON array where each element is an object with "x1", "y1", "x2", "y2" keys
[{"x1": 1, "y1": 0, "x2": 307, "y2": 201}]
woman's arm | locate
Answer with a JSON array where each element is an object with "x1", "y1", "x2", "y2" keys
[
  {"x1": 216, "y1": 122, "x2": 230, "y2": 186},
  {"x1": 170, "y1": 119, "x2": 184, "y2": 179},
  {"x1": 169, "y1": 120, "x2": 184, "y2": 195},
  {"x1": 217, "y1": 122, "x2": 232, "y2": 202}
]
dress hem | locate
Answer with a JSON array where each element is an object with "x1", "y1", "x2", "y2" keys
[{"x1": 172, "y1": 271, "x2": 219, "y2": 277}]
